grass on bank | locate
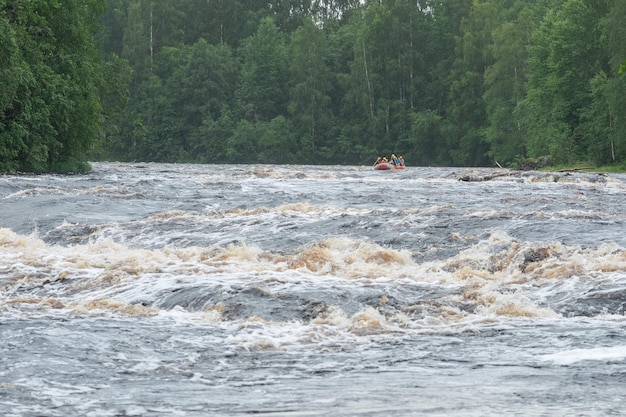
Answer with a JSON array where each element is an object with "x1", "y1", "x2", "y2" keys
[{"x1": 540, "y1": 162, "x2": 626, "y2": 173}]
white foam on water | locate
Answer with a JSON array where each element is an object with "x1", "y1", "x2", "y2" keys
[
  {"x1": 2, "y1": 186, "x2": 626, "y2": 353},
  {"x1": 542, "y1": 345, "x2": 626, "y2": 365}
]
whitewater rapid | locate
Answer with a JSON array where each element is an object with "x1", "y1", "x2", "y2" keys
[{"x1": 1, "y1": 162, "x2": 625, "y2": 416}]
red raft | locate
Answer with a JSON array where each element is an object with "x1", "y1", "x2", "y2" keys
[
  {"x1": 374, "y1": 162, "x2": 392, "y2": 170},
  {"x1": 374, "y1": 162, "x2": 405, "y2": 170}
]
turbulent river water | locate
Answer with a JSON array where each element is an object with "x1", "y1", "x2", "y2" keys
[{"x1": 1, "y1": 162, "x2": 626, "y2": 416}]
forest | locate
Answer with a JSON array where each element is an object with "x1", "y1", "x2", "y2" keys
[{"x1": 1, "y1": 0, "x2": 626, "y2": 172}]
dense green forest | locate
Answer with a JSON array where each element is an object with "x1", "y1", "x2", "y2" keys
[
  {"x1": 0, "y1": 0, "x2": 105, "y2": 172},
  {"x1": 2, "y1": 0, "x2": 626, "y2": 171}
]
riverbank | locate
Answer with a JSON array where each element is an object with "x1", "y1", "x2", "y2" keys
[{"x1": 541, "y1": 163, "x2": 626, "y2": 173}]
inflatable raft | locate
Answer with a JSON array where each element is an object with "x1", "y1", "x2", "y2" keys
[
  {"x1": 374, "y1": 162, "x2": 392, "y2": 170},
  {"x1": 374, "y1": 163, "x2": 405, "y2": 170}
]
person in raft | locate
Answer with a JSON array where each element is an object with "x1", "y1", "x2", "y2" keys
[
  {"x1": 373, "y1": 156, "x2": 383, "y2": 166},
  {"x1": 398, "y1": 156, "x2": 405, "y2": 166},
  {"x1": 390, "y1": 154, "x2": 401, "y2": 166}
]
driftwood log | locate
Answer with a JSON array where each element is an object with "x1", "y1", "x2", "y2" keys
[
  {"x1": 458, "y1": 171, "x2": 512, "y2": 182},
  {"x1": 457, "y1": 169, "x2": 607, "y2": 183}
]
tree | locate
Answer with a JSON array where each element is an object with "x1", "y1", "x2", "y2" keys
[
  {"x1": 482, "y1": 2, "x2": 535, "y2": 166},
  {"x1": 236, "y1": 17, "x2": 289, "y2": 123},
  {"x1": 1, "y1": 0, "x2": 106, "y2": 172},
  {"x1": 519, "y1": 0, "x2": 608, "y2": 163},
  {"x1": 0, "y1": 4, "x2": 28, "y2": 171},
  {"x1": 597, "y1": 0, "x2": 626, "y2": 163},
  {"x1": 90, "y1": 0, "x2": 626, "y2": 168},
  {"x1": 180, "y1": 40, "x2": 237, "y2": 162},
  {"x1": 445, "y1": 0, "x2": 497, "y2": 166},
  {"x1": 288, "y1": 18, "x2": 333, "y2": 163}
]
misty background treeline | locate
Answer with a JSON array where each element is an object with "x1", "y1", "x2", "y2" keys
[{"x1": 2, "y1": 0, "x2": 626, "y2": 172}]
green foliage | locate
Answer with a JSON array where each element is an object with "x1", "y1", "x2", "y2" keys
[
  {"x1": 5, "y1": 0, "x2": 626, "y2": 170},
  {"x1": 237, "y1": 18, "x2": 289, "y2": 123},
  {"x1": 443, "y1": 0, "x2": 498, "y2": 166},
  {"x1": 518, "y1": 0, "x2": 610, "y2": 165},
  {"x1": 407, "y1": 110, "x2": 443, "y2": 165},
  {"x1": 288, "y1": 18, "x2": 333, "y2": 163},
  {"x1": 482, "y1": 3, "x2": 535, "y2": 165},
  {"x1": 1, "y1": 0, "x2": 105, "y2": 173},
  {"x1": 11, "y1": 0, "x2": 613, "y2": 169}
]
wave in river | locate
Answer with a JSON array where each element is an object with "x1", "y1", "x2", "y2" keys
[{"x1": 3, "y1": 227, "x2": 625, "y2": 333}]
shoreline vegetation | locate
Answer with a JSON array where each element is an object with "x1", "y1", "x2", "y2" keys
[
  {"x1": 2, "y1": 2, "x2": 625, "y2": 174},
  {"x1": 519, "y1": 156, "x2": 626, "y2": 173}
]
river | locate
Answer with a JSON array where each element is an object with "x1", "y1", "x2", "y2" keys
[{"x1": 1, "y1": 162, "x2": 625, "y2": 416}]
